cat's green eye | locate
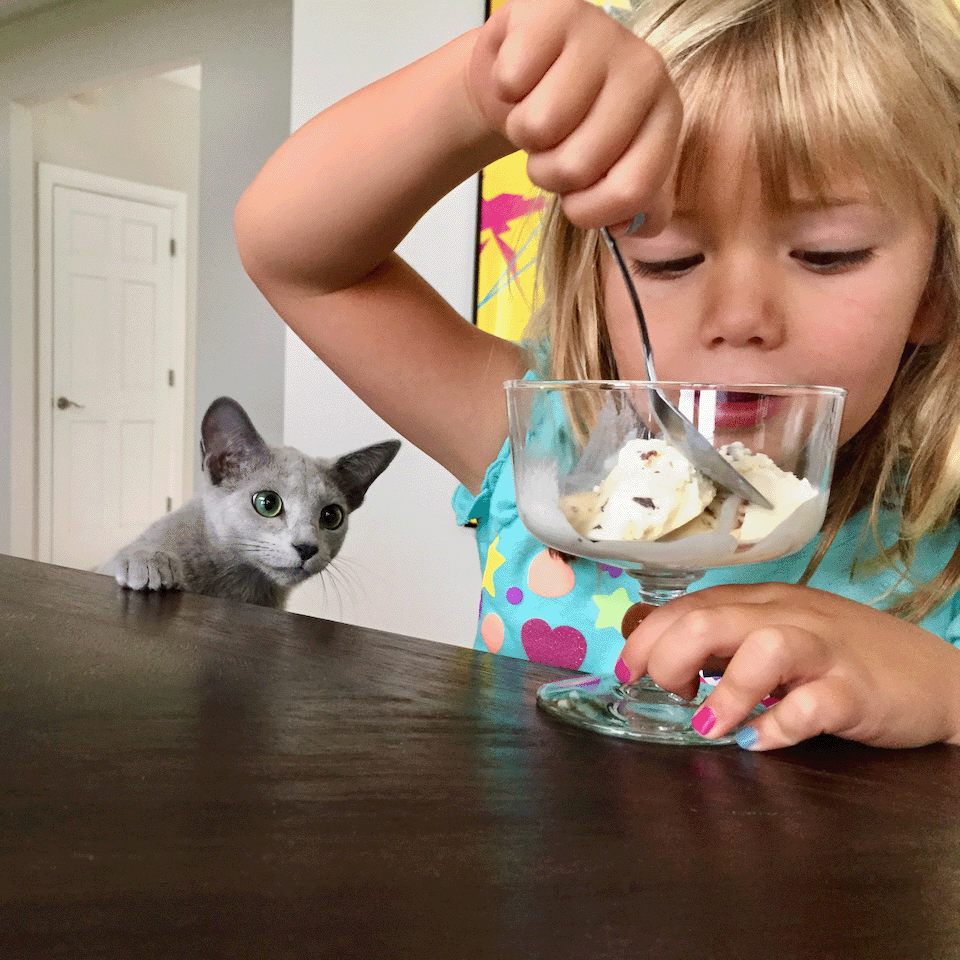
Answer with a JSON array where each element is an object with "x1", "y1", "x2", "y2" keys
[
  {"x1": 252, "y1": 490, "x2": 283, "y2": 518},
  {"x1": 319, "y1": 504, "x2": 345, "y2": 530}
]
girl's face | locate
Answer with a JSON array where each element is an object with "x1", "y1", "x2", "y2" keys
[{"x1": 602, "y1": 115, "x2": 942, "y2": 447}]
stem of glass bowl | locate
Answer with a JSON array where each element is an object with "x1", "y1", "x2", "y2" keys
[
  {"x1": 624, "y1": 568, "x2": 704, "y2": 604},
  {"x1": 620, "y1": 569, "x2": 706, "y2": 705}
]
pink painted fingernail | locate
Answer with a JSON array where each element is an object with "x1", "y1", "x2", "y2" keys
[
  {"x1": 691, "y1": 706, "x2": 716, "y2": 736},
  {"x1": 614, "y1": 657, "x2": 631, "y2": 683}
]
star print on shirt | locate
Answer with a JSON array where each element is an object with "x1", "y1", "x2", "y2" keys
[
  {"x1": 482, "y1": 535, "x2": 506, "y2": 597},
  {"x1": 592, "y1": 587, "x2": 634, "y2": 632}
]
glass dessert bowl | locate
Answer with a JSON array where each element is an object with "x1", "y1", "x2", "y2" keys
[{"x1": 505, "y1": 379, "x2": 846, "y2": 746}]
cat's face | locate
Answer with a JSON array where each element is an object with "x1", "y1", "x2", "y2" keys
[
  {"x1": 200, "y1": 397, "x2": 400, "y2": 588},
  {"x1": 204, "y1": 446, "x2": 350, "y2": 588},
  {"x1": 198, "y1": 397, "x2": 401, "y2": 592}
]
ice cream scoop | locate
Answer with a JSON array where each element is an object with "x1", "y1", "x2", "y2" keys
[
  {"x1": 717, "y1": 443, "x2": 816, "y2": 543},
  {"x1": 561, "y1": 438, "x2": 717, "y2": 541},
  {"x1": 561, "y1": 438, "x2": 814, "y2": 546}
]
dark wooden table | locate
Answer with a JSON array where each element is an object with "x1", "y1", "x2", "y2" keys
[{"x1": 2, "y1": 555, "x2": 959, "y2": 959}]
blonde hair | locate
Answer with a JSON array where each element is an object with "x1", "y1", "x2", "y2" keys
[{"x1": 524, "y1": 0, "x2": 960, "y2": 620}]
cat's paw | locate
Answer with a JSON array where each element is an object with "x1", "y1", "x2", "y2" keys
[{"x1": 106, "y1": 550, "x2": 185, "y2": 592}]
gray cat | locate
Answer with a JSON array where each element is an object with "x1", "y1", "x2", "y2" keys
[{"x1": 98, "y1": 396, "x2": 400, "y2": 608}]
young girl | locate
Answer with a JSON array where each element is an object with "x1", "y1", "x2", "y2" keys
[{"x1": 235, "y1": 0, "x2": 960, "y2": 751}]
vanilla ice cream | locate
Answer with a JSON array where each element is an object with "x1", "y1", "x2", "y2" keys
[
  {"x1": 717, "y1": 442, "x2": 816, "y2": 543},
  {"x1": 561, "y1": 438, "x2": 717, "y2": 541},
  {"x1": 561, "y1": 437, "x2": 815, "y2": 546}
]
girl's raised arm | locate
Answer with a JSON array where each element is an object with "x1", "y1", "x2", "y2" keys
[
  {"x1": 235, "y1": 0, "x2": 680, "y2": 492},
  {"x1": 235, "y1": 30, "x2": 520, "y2": 494},
  {"x1": 236, "y1": 31, "x2": 509, "y2": 303}
]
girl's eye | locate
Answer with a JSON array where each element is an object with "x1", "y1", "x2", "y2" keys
[
  {"x1": 629, "y1": 254, "x2": 704, "y2": 278},
  {"x1": 252, "y1": 490, "x2": 283, "y2": 518},
  {"x1": 319, "y1": 504, "x2": 345, "y2": 530},
  {"x1": 791, "y1": 248, "x2": 875, "y2": 273}
]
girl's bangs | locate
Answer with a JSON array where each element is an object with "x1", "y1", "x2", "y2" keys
[{"x1": 667, "y1": 7, "x2": 941, "y2": 212}]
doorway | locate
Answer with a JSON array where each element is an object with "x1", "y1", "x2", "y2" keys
[
  {"x1": 37, "y1": 165, "x2": 187, "y2": 568},
  {"x1": 6, "y1": 64, "x2": 201, "y2": 567}
]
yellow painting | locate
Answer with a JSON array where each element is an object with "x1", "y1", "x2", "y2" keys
[{"x1": 475, "y1": 0, "x2": 635, "y2": 342}]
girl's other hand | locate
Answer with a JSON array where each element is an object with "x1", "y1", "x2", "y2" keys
[
  {"x1": 617, "y1": 583, "x2": 960, "y2": 750},
  {"x1": 467, "y1": 0, "x2": 681, "y2": 233}
]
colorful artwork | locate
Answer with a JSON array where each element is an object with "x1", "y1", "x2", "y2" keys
[
  {"x1": 475, "y1": 150, "x2": 544, "y2": 342},
  {"x1": 474, "y1": 0, "x2": 635, "y2": 341}
]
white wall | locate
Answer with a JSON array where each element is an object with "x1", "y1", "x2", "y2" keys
[
  {"x1": 31, "y1": 74, "x2": 200, "y2": 195},
  {"x1": 284, "y1": 0, "x2": 485, "y2": 647},
  {"x1": 0, "y1": 0, "x2": 292, "y2": 558}
]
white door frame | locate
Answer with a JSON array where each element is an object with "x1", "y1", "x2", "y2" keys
[
  {"x1": 8, "y1": 101, "x2": 35, "y2": 560},
  {"x1": 36, "y1": 163, "x2": 187, "y2": 563}
]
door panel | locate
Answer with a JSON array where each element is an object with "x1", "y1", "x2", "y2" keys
[{"x1": 50, "y1": 185, "x2": 175, "y2": 569}]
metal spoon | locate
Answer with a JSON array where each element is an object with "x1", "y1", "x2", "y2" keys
[{"x1": 601, "y1": 227, "x2": 772, "y2": 509}]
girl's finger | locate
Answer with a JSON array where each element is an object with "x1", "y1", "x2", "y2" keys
[
  {"x1": 469, "y1": 6, "x2": 565, "y2": 131},
  {"x1": 557, "y1": 79, "x2": 681, "y2": 229},
  {"x1": 690, "y1": 625, "x2": 832, "y2": 740},
  {"x1": 631, "y1": 602, "x2": 782, "y2": 696},
  {"x1": 482, "y1": 4, "x2": 567, "y2": 105},
  {"x1": 523, "y1": 44, "x2": 672, "y2": 195},
  {"x1": 618, "y1": 583, "x2": 813, "y2": 674},
  {"x1": 508, "y1": 48, "x2": 607, "y2": 157},
  {"x1": 733, "y1": 675, "x2": 862, "y2": 751}
]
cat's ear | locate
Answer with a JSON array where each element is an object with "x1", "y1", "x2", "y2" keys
[
  {"x1": 331, "y1": 439, "x2": 401, "y2": 510},
  {"x1": 200, "y1": 397, "x2": 271, "y2": 486}
]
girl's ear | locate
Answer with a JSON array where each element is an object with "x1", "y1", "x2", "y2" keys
[{"x1": 907, "y1": 270, "x2": 949, "y2": 346}]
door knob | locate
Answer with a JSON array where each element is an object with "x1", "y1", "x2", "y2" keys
[{"x1": 56, "y1": 396, "x2": 85, "y2": 410}]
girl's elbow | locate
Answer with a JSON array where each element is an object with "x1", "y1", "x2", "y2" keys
[{"x1": 234, "y1": 189, "x2": 273, "y2": 286}]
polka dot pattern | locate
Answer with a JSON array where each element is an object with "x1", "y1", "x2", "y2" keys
[
  {"x1": 452, "y1": 410, "x2": 653, "y2": 675},
  {"x1": 480, "y1": 612, "x2": 504, "y2": 654},
  {"x1": 474, "y1": 541, "x2": 637, "y2": 675},
  {"x1": 527, "y1": 549, "x2": 576, "y2": 598}
]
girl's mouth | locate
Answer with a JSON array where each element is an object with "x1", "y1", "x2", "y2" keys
[{"x1": 696, "y1": 391, "x2": 786, "y2": 432}]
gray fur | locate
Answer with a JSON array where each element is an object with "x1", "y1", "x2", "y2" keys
[{"x1": 98, "y1": 396, "x2": 400, "y2": 608}]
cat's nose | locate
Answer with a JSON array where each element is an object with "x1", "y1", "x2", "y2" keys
[{"x1": 293, "y1": 543, "x2": 319, "y2": 563}]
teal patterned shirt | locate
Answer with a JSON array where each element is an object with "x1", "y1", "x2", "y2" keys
[{"x1": 453, "y1": 401, "x2": 960, "y2": 674}]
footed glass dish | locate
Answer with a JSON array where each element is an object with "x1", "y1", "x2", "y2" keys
[{"x1": 506, "y1": 379, "x2": 845, "y2": 746}]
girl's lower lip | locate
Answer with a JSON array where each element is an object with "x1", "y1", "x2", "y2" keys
[{"x1": 706, "y1": 393, "x2": 785, "y2": 431}]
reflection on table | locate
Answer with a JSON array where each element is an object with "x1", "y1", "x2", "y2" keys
[{"x1": 1, "y1": 554, "x2": 958, "y2": 959}]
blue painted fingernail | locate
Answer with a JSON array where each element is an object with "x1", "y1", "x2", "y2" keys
[
  {"x1": 736, "y1": 725, "x2": 759, "y2": 750},
  {"x1": 626, "y1": 212, "x2": 646, "y2": 234}
]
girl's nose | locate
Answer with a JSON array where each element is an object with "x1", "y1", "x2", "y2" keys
[{"x1": 699, "y1": 262, "x2": 785, "y2": 350}]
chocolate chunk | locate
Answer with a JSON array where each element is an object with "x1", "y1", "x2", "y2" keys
[{"x1": 632, "y1": 496, "x2": 656, "y2": 509}]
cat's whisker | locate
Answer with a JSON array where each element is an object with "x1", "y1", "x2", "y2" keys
[
  {"x1": 323, "y1": 559, "x2": 362, "y2": 600},
  {"x1": 318, "y1": 580, "x2": 347, "y2": 620},
  {"x1": 334, "y1": 554, "x2": 372, "y2": 580},
  {"x1": 320, "y1": 559, "x2": 367, "y2": 615},
  {"x1": 332, "y1": 555, "x2": 370, "y2": 591}
]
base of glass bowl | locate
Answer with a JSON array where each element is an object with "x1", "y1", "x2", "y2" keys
[{"x1": 537, "y1": 674, "x2": 763, "y2": 746}]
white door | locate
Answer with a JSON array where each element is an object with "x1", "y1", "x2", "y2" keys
[{"x1": 47, "y1": 183, "x2": 181, "y2": 570}]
